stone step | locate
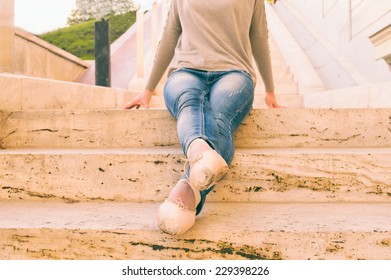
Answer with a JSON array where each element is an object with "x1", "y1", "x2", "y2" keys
[
  {"x1": 269, "y1": 60, "x2": 289, "y2": 71},
  {"x1": 253, "y1": 94, "x2": 302, "y2": 108},
  {"x1": 256, "y1": 81, "x2": 298, "y2": 95},
  {"x1": 0, "y1": 201, "x2": 390, "y2": 259},
  {"x1": 0, "y1": 74, "x2": 130, "y2": 111},
  {"x1": 1, "y1": 108, "x2": 390, "y2": 149},
  {"x1": 1, "y1": 74, "x2": 298, "y2": 111},
  {"x1": 0, "y1": 111, "x2": 6, "y2": 134},
  {"x1": 263, "y1": 70, "x2": 295, "y2": 83},
  {"x1": 155, "y1": 80, "x2": 298, "y2": 95},
  {"x1": 1, "y1": 148, "x2": 390, "y2": 203}
]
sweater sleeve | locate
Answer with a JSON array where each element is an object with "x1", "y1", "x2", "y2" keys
[
  {"x1": 250, "y1": 0, "x2": 274, "y2": 92},
  {"x1": 145, "y1": 0, "x2": 182, "y2": 91}
]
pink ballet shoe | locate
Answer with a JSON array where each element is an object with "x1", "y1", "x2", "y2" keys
[
  {"x1": 186, "y1": 149, "x2": 229, "y2": 191},
  {"x1": 157, "y1": 179, "x2": 201, "y2": 235}
]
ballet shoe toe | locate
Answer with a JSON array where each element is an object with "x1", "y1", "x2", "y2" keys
[{"x1": 156, "y1": 180, "x2": 201, "y2": 235}]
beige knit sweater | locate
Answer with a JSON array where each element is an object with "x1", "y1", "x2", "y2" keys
[{"x1": 146, "y1": 0, "x2": 274, "y2": 92}]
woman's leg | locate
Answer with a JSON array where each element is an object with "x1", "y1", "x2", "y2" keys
[
  {"x1": 163, "y1": 68, "x2": 221, "y2": 156},
  {"x1": 196, "y1": 70, "x2": 254, "y2": 214},
  {"x1": 164, "y1": 69, "x2": 254, "y2": 208},
  {"x1": 164, "y1": 69, "x2": 253, "y2": 160},
  {"x1": 159, "y1": 68, "x2": 224, "y2": 234},
  {"x1": 209, "y1": 70, "x2": 254, "y2": 164},
  {"x1": 158, "y1": 69, "x2": 254, "y2": 235}
]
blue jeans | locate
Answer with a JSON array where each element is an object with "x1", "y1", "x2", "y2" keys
[{"x1": 163, "y1": 68, "x2": 254, "y2": 214}]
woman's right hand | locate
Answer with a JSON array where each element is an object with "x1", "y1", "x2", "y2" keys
[{"x1": 123, "y1": 89, "x2": 153, "y2": 110}]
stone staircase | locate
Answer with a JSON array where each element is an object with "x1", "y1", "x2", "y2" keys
[
  {"x1": 1, "y1": 77, "x2": 390, "y2": 260},
  {"x1": 1, "y1": 31, "x2": 391, "y2": 259}
]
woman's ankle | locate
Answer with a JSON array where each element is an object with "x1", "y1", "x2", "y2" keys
[
  {"x1": 187, "y1": 138, "x2": 212, "y2": 161},
  {"x1": 168, "y1": 179, "x2": 197, "y2": 211}
]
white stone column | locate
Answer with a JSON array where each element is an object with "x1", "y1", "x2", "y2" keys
[
  {"x1": 0, "y1": 0, "x2": 14, "y2": 73},
  {"x1": 151, "y1": 1, "x2": 158, "y2": 52},
  {"x1": 136, "y1": 8, "x2": 144, "y2": 78}
]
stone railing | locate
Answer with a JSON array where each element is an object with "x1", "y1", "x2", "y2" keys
[
  {"x1": 278, "y1": 0, "x2": 391, "y2": 84},
  {"x1": 13, "y1": 28, "x2": 90, "y2": 82},
  {"x1": 369, "y1": 24, "x2": 391, "y2": 68}
]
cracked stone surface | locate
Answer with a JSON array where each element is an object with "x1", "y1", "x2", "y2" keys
[
  {"x1": 0, "y1": 201, "x2": 390, "y2": 260},
  {"x1": 0, "y1": 148, "x2": 390, "y2": 203},
  {"x1": 0, "y1": 109, "x2": 390, "y2": 149}
]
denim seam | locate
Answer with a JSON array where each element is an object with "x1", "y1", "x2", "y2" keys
[
  {"x1": 228, "y1": 91, "x2": 254, "y2": 131},
  {"x1": 200, "y1": 90, "x2": 207, "y2": 138}
]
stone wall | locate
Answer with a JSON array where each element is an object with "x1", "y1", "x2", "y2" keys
[{"x1": 13, "y1": 28, "x2": 90, "y2": 82}]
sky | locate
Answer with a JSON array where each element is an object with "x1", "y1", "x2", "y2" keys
[
  {"x1": 15, "y1": 0, "x2": 77, "y2": 34},
  {"x1": 14, "y1": 0, "x2": 155, "y2": 35}
]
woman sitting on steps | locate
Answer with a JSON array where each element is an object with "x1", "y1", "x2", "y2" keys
[{"x1": 123, "y1": 0, "x2": 283, "y2": 235}]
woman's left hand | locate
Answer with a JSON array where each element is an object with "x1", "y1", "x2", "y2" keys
[
  {"x1": 265, "y1": 91, "x2": 285, "y2": 109},
  {"x1": 123, "y1": 89, "x2": 153, "y2": 110}
]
